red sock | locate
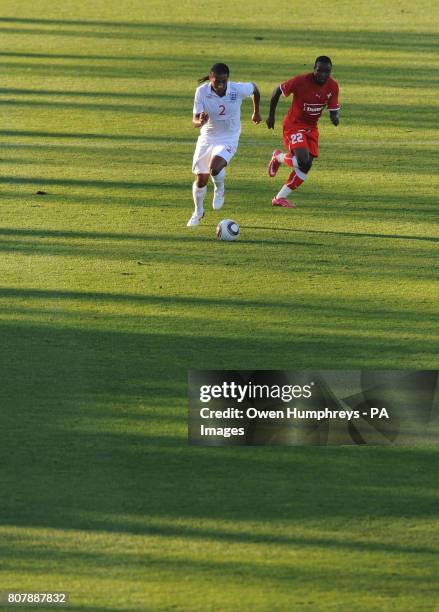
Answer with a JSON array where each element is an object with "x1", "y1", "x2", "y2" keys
[{"x1": 286, "y1": 171, "x2": 304, "y2": 190}]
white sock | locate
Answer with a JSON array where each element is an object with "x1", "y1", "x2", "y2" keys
[
  {"x1": 212, "y1": 168, "x2": 225, "y2": 192},
  {"x1": 295, "y1": 168, "x2": 308, "y2": 181},
  {"x1": 277, "y1": 153, "x2": 298, "y2": 169},
  {"x1": 276, "y1": 185, "x2": 293, "y2": 199},
  {"x1": 192, "y1": 182, "x2": 207, "y2": 214}
]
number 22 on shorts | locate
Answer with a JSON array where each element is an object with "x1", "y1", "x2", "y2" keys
[{"x1": 291, "y1": 132, "x2": 304, "y2": 145}]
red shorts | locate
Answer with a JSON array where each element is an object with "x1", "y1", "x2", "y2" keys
[{"x1": 283, "y1": 124, "x2": 319, "y2": 158}]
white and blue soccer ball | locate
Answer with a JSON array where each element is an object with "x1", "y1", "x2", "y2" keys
[{"x1": 216, "y1": 219, "x2": 240, "y2": 241}]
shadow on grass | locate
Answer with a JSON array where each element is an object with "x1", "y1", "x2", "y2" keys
[
  {"x1": 0, "y1": 98, "x2": 183, "y2": 116},
  {"x1": 0, "y1": 18, "x2": 437, "y2": 53},
  {"x1": 0, "y1": 129, "x2": 169, "y2": 142},
  {"x1": 0, "y1": 59, "x2": 153, "y2": 79},
  {"x1": 0, "y1": 98, "x2": 157, "y2": 115},
  {"x1": 0, "y1": 288, "x2": 438, "y2": 325},
  {"x1": 0, "y1": 175, "x2": 182, "y2": 191},
  {"x1": 1, "y1": 529, "x2": 438, "y2": 583},
  {"x1": 2, "y1": 56, "x2": 438, "y2": 96},
  {"x1": 0, "y1": 50, "x2": 151, "y2": 62},
  {"x1": 0, "y1": 87, "x2": 189, "y2": 101},
  {"x1": 246, "y1": 226, "x2": 439, "y2": 244},
  {"x1": 0, "y1": 230, "x2": 436, "y2": 281}
]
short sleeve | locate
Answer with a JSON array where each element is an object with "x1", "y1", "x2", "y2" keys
[
  {"x1": 193, "y1": 87, "x2": 204, "y2": 115},
  {"x1": 235, "y1": 82, "x2": 255, "y2": 98},
  {"x1": 280, "y1": 76, "x2": 300, "y2": 97},
  {"x1": 328, "y1": 82, "x2": 340, "y2": 111}
]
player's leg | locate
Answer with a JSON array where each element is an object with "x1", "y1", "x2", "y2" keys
[
  {"x1": 210, "y1": 156, "x2": 227, "y2": 175},
  {"x1": 195, "y1": 174, "x2": 210, "y2": 187},
  {"x1": 210, "y1": 155, "x2": 227, "y2": 210},
  {"x1": 286, "y1": 147, "x2": 313, "y2": 187},
  {"x1": 188, "y1": 141, "x2": 211, "y2": 226},
  {"x1": 272, "y1": 128, "x2": 317, "y2": 208},
  {"x1": 294, "y1": 148, "x2": 313, "y2": 173},
  {"x1": 273, "y1": 147, "x2": 311, "y2": 207},
  {"x1": 284, "y1": 130, "x2": 317, "y2": 188},
  {"x1": 210, "y1": 144, "x2": 236, "y2": 210}
]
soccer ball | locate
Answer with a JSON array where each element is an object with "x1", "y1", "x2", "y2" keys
[{"x1": 216, "y1": 219, "x2": 240, "y2": 241}]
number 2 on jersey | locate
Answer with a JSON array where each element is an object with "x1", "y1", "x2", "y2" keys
[{"x1": 218, "y1": 105, "x2": 226, "y2": 116}]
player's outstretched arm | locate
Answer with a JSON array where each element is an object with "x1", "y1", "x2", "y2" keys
[
  {"x1": 251, "y1": 83, "x2": 261, "y2": 124},
  {"x1": 192, "y1": 112, "x2": 209, "y2": 128},
  {"x1": 330, "y1": 110, "x2": 340, "y2": 126},
  {"x1": 266, "y1": 86, "x2": 282, "y2": 129}
]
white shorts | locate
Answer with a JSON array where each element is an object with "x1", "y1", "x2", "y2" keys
[{"x1": 192, "y1": 140, "x2": 237, "y2": 174}]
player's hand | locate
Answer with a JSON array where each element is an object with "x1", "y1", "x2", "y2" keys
[
  {"x1": 199, "y1": 112, "x2": 209, "y2": 126},
  {"x1": 252, "y1": 111, "x2": 262, "y2": 124},
  {"x1": 330, "y1": 112, "x2": 339, "y2": 126},
  {"x1": 266, "y1": 114, "x2": 275, "y2": 129}
]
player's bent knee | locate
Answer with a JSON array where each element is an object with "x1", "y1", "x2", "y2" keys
[
  {"x1": 196, "y1": 175, "x2": 209, "y2": 187},
  {"x1": 209, "y1": 156, "x2": 227, "y2": 176},
  {"x1": 210, "y1": 165, "x2": 223, "y2": 176},
  {"x1": 298, "y1": 159, "x2": 312, "y2": 173}
]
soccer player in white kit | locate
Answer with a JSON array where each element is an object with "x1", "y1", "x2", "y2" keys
[{"x1": 187, "y1": 63, "x2": 261, "y2": 227}]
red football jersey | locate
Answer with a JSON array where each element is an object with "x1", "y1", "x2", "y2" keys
[{"x1": 280, "y1": 73, "x2": 340, "y2": 129}]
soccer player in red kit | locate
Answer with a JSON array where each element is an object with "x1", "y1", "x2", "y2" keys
[{"x1": 266, "y1": 56, "x2": 340, "y2": 208}]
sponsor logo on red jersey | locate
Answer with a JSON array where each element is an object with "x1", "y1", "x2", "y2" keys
[{"x1": 304, "y1": 103, "x2": 325, "y2": 114}]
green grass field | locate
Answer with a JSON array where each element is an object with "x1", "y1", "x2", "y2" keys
[{"x1": 0, "y1": 0, "x2": 438, "y2": 609}]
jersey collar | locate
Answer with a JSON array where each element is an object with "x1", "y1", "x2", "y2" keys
[{"x1": 210, "y1": 84, "x2": 228, "y2": 97}]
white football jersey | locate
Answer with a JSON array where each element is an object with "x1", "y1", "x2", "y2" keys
[{"x1": 193, "y1": 81, "x2": 254, "y2": 143}]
